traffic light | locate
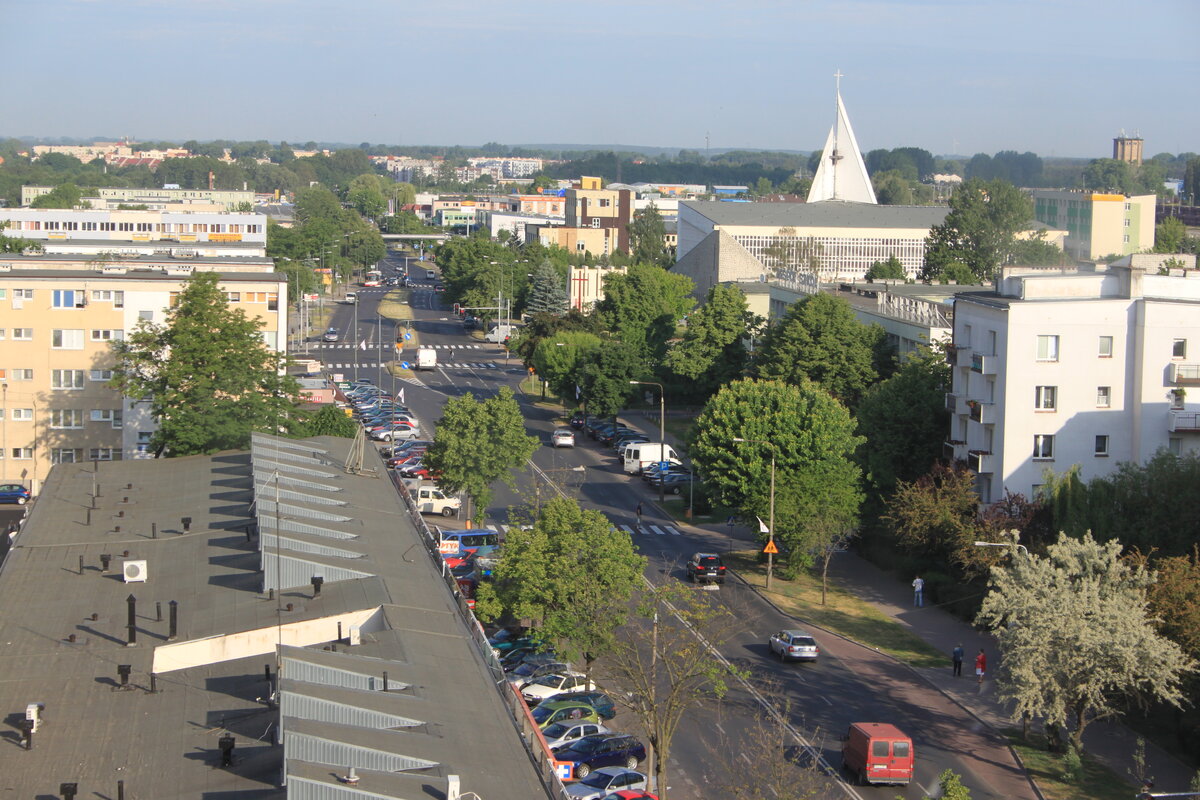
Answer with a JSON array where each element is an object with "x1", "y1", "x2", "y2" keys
[{"x1": 453, "y1": 303, "x2": 461, "y2": 315}]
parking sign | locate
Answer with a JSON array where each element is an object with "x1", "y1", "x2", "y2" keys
[{"x1": 659, "y1": 460, "x2": 670, "y2": 472}]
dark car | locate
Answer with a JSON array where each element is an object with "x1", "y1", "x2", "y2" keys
[
  {"x1": 570, "y1": 411, "x2": 588, "y2": 429},
  {"x1": 654, "y1": 473, "x2": 692, "y2": 495},
  {"x1": 0, "y1": 483, "x2": 31, "y2": 505},
  {"x1": 544, "y1": 690, "x2": 618, "y2": 720},
  {"x1": 686, "y1": 552, "x2": 726, "y2": 584},
  {"x1": 553, "y1": 733, "x2": 647, "y2": 779}
]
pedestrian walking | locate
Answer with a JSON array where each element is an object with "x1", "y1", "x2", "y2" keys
[
  {"x1": 636, "y1": 502, "x2": 644, "y2": 529},
  {"x1": 912, "y1": 575, "x2": 925, "y2": 607},
  {"x1": 975, "y1": 648, "x2": 987, "y2": 684},
  {"x1": 952, "y1": 644, "x2": 964, "y2": 677}
]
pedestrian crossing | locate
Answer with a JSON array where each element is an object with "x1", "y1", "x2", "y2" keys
[
  {"x1": 324, "y1": 362, "x2": 387, "y2": 369},
  {"x1": 303, "y1": 343, "x2": 485, "y2": 351},
  {"x1": 479, "y1": 521, "x2": 682, "y2": 537}
]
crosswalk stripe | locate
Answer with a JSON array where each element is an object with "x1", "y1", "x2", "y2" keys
[
  {"x1": 662, "y1": 526, "x2": 681, "y2": 536},
  {"x1": 649, "y1": 525, "x2": 667, "y2": 536},
  {"x1": 618, "y1": 524, "x2": 635, "y2": 535}
]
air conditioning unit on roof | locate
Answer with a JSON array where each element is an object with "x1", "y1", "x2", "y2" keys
[{"x1": 122, "y1": 560, "x2": 148, "y2": 583}]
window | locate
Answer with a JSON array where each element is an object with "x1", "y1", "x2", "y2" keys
[
  {"x1": 91, "y1": 409, "x2": 123, "y2": 428},
  {"x1": 1034, "y1": 386, "x2": 1057, "y2": 411},
  {"x1": 1123, "y1": 234, "x2": 1130, "y2": 243},
  {"x1": 1033, "y1": 434, "x2": 1055, "y2": 460},
  {"x1": 89, "y1": 369, "x2": 114, "y2": 382},
  {"x1": 11, "y1": 369, "x2": 33, "y2": 381},
  {"x1": 52, "y1": 289, "x2": 86, "y2": 308},
  {"x1": 11, "y1": 448, "x2": 32, "y2": 460},
  {"x1": 1124, "y1": 218, "x2": 1131, "y2": 227},
  {"x1": 52, "y1": 448, "x2": 81, "y2": 464},
  {"x1": 51, "y1": 369, "x2": 85, "y2": 390},
  {"x1": 1098, "y1": 336, "x2": 1113, "y2": 358},
  {"x1": 1095, "y1": 435, "x2": 1110, "y2": 456},
  {"x1": 1173, "y1": 339, "x2": 1187, "y2": 359},
  {"x1": 1036, "y1": 335, "x2": 1059, "y2": 361},
  {"x1": 12, "y1": 328, "x2": 33, "y2": 340},
  {"x1": 50, "y1": 409, "x2": 83, "y2": 429},
  {"x1": 12, "y1": 408, "x2": 33, "y2": 421},
  {"x1": 90, "y1": 329, "x2": 123, "y2": 342},
  {"x1": 52, "y1": 329, "x2": 84, "y2": 349},
  {"x1": 114, "y1": 290, "x2": 124, "y2": 308},
  {"x1": 89, "y1": 448, "x2": 117, "y2": 461},
  {"x1": 1169, "y1": 437, "x2": 1183, "y2": 456},
  {"x1": 13, "y1": 289, "x2": 33, "y2": 300},
  {"x1": 591, "y1": 218, "x2": 600, "y2": 228},
  {"x1": 1097, "y1": 386, "x2": 1111, "y2": 407},
  {"x1": 138, "y1": 310, "x2": 153, "y2": 321},
  {"x1": 268, "y1": 293, "x2": 278, "y2": 311}
]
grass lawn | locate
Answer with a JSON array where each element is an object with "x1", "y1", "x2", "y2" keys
[
  {"x1": 723, "y1": 550, "x2": 947, "y2": 668},
  {"x1": 1005, "y1": 731, "x2": 1137, "y2": 800}
]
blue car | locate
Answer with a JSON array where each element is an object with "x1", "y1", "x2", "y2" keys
[
  {"x1": 0, "y1": 484, "x2": 31, "y2": 505},
  {"x1": 552, "y1": 733, "x2": 646, "y2": 779}
]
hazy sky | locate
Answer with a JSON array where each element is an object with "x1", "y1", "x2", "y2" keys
[{"x1": 5, "y1": 0, "x2": 1197, "y2": 159}]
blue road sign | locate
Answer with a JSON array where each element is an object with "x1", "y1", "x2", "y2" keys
[
  {"x1": 658, "y1": 460, "x2": 670, "y2": 472},
  {"x1": 404, "y1": 332, "x2": 412, "y2": 340},
  {"x1": 400, "y1": 362, "x2": 411, "y2": 370},
  {"x1": 727, "y1": 515, "x2": 736, "y2": 528}
]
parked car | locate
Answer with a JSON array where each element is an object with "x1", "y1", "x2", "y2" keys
[
  {"x1": 552, "y1": 428, "x2": 576, "y2": 448},
  {"x1": 544, "y1": 690, "x2": 617, "y2": 721},
  {"x1": 507, "y1": 661, "x2": 571, "y2": 689},
  {"x1": 685, "y1": 552, "x2": 726, "y2": 584},
  {"x1": 489, "y1": 633, "x2": 538, "y2": 656},
  {"x1": 521, "y1": 672, "x2": 595, "y2": 704},
  {"x1": 768, "y1": 629, "x2": 820, "y2": 662},
  {"x1": 553, "y1": 733, "x2": 647, "y2": 779},
  {"x1": 501, "y1": 649, "x2": 560, "y2": 674},
  {"x1": 599, "y1": 792, "x2": 657, "y2": 800},
  {"x1": 0, "y1": 484, "x2": 31, "y2": 505},
  {"x1": 564, "y1": 767, "x2": 648, "y2": 798},
  {"x1": 372, "y1": 425, "x2": 421, "y2": 442},
  {"x1": 654, "y1": 473, "x2": 692, "y2": 495},
  {"x1": 322, "y1": 327, "x2": 339, "y2": 342},
  {"x1": 542, "y1": 721, "x2": 610, "y2": 751},
  {"x1": 382, "y1": 440, "x2": 431, "y2": 459},
  {"x1": 531, "y1": 700, "x2": 601, "y2": 729}
]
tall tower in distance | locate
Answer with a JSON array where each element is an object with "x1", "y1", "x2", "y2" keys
[{"x1": 1113, "y1": 130, "x2": 1144, "y2": 166}]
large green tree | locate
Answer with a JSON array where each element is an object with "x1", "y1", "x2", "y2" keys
[
  {"x1": 524, "y1": 258, "x2": 568, "y2": 316},
  {"x1": 664, "y1": 283, "x2": 753, "y2": 397},
  {"x1": 922, "y1": 178, "x2": 1033, "y2": 282},
  {"x1": 595, "y1": 263, "x2": 694, "y2": 366},
  {"x1": 577, "y1": 340, "x2": 639, "y2": 418},
  {"x1": 627, "y1": 201, "x2": 671, "y2": 267},
  {"x1": 474, "y1": 497, "x2": 645, "y2": 675},
  {"x1": 689, "y1": 379, "x2": 864, "y2": 570},
  {"x1": 754, "y1": 292, "x2": 883, "y2": 410},
  {"x1": 530, "y1": 331, "x2": 602, "y2": 401},
  {"x1": 109, "y1": 272, "x2": 301, "y2": 456},
  {"x1": 977, "y1": 532, "x2": 1194, "y2": 752},
  {"x1": 30, "y1": 182, "x2": 86, "y2": 209},
  {"x1": 423, "y1": 388, "x2": 538, "y2": 523}
]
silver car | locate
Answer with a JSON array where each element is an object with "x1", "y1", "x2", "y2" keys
[
  {"x1": 768, "y1": 629, "x2": 819, "y2": 662},
  {"x1": 564, "y1": 767, "x2": 648, "y2": 799},
  {"x1": 541, "y1": 720, "x2": 610, "y2": 750},
  {"x1": 552, "y1": 427, "x2": 576, "y2": 448}
]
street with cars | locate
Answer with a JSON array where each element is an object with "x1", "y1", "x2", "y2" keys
[{"x1": 294, "y1": 249, "x2": 1034, "y2": 800}]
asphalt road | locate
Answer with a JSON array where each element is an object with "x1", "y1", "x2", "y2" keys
[{"x1": 290, "y1": 252, "x2": 1034, "y2": 800}]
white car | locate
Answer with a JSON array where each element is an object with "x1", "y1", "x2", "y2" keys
[
  {"x1": 371, "y1": 425, "x2": 421, "y2": 442},
  {"x1": 768, "y1": 629, "x2": 820, "y2": 662},
  {"x1": 541, "y1": 721, "x2": 610, "y2": 750},
  {"x1": 521, "y1": 672, "x2": 595, "y2": 705},
  {"x1": 552, "y1": 427, "x2": 576, "y2": 448},
  {"x1": 564, "y1": 768, "x2": 649, "y2": 799}
]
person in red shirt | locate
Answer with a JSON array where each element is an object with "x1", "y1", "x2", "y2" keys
[{"x1": 975, "y1": 648, "x2": 987, "y2": 684}]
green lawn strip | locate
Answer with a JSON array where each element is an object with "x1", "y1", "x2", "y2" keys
[
  {"x1": 722, "y1": 550, "x2": 947, "y2": 668},
  {"x1": 1004, "y1": 730, "x2": 1136, "y2": 800}
]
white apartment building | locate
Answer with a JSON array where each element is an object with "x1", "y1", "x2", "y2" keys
[
  {"x1": 946, "y1": 264, "x2": 1200, "y2": 504},
  {"x1": 21, "y1": 186, "x2": 257, "y2": 211},
  {"x1": 567, "y1": 265, "x2": 627, "y2": 312}
]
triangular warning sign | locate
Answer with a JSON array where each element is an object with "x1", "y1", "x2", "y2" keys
[{"x1": 762, "y1": 540, "x2": 779, "y2": 554}]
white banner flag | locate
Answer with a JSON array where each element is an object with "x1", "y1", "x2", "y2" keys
[
  {"x1": 398, "y1": 388, "x2": 406, "y2": 404},
  {"x1": 757, "y1": 516, "x2": 770, "y2": 534}
]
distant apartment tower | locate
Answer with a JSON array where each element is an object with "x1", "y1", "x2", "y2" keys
[
  {"x1": 1113, "y1": 132, "x2": 1144, "y2": 166},
  {"x1": 1029, "y1": 190, "x2": 1155, "y2": 260},
  {"x1": 946, "y1": 264, "x2": 1200, "y2": 505}
]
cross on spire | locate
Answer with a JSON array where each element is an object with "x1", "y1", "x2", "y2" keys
[{"x1": 834, "y1": 69, "x2": 844, "y2": 93}]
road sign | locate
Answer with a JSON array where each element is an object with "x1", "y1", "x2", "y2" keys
[
  {"x1": 658, "y1": 460, "x2": 670, "y2": 472},
  {"x1": 400, "y1": 362, "x2": 411, "y2": 370},
  {"x1": 726, "y1": 515, "x2": 735, "y2": 528},
  {"x1": 763, "y1": 540, "x2": 779, "y2": 555},
  {"x1": 404, "y1": 333, "x2": 412, "y2": 340}
]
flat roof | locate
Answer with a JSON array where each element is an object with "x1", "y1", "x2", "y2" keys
[
  {"x1": 683, "y1": 199, "x2": 949, "y2": 230},
  {"x1": 0, "y1": 266, "x2": 285, "y2": 282},
  {"x1": 0, "y1": 435, "x2": 548, "y2": 800}
]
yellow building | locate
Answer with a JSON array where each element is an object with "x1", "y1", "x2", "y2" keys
[
  {"x1": 0, "y1": 256, "x2": 286, "y2": 493},
  {"x1": 537, "y1": 225, "x2": 621, "y2": 257},
  {"x1": 564, "y1": 177, "x2": 634, "y2": 252},
  {"x1": 1031, "y1": 190, "x2": 1156, "y2": 260}
]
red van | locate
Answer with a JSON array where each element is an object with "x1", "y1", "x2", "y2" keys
[{"x1": 841, "y1": 722, "x2": 914, "y2": 785}]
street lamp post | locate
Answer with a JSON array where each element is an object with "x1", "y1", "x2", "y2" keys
[
  {"x1": 734, "y1": 437, "x2": 777, "y2": 590},
  {"x1": 629, "y1": 381, "x2": 666, "y2": 503},
  {"x1": 973, "y1": 535, "x2": 1029, "y2": 556}
]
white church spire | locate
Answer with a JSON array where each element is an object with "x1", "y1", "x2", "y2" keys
[{"x1": 807, "y1": 72, "x2": 877, "y2": 204}]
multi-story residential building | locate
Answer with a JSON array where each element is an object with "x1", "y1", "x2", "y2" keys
[
  {"x1": 0, "y1": 256, "x2": 285, "y2": 492},
  {"x1": 0, "y1": 207, "x2": 268, "y2": 258},
  {"x1": 535, "y1": 224, "x2": 620, "y2": 257},
  {"x1": 21, "y1": 186, "x2": 257, "y2": 211},
  {"x1": 467, "y1": 157, "x2": 544, "y2": 178},
  {"x1": 564, "y1": 176, "x2": 634, "y2": 253},
  {"x1": 1030, "y1": 190, "x2": 1156, "y2": 261},
  {"x1": 567, "y1": 265, "x2": 626, "y2": 311},
  {"x1": 946, "y1": 262, "x2": 1200, "y2": 505},
  {"x1": 509, "y1": 193, "x2": 566, "y2": 218},
  {"x1": 480, "y1": 210, "x2": 563, "y2": 242}
]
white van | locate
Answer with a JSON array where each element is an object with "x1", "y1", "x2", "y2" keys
[
  {"x1": 624, "y1": 442, "x2": 680, "y2": 475},
  {"x1": 410, "y1": 482, "x2": 461, "y2": 518},
  {"x1": 426, "y1": 269, "x2": 437, "y2": 280},
  {"x1": 343, "y1": 291, "x2": 358, "y2": 304},
  {"x1": 484, "y1": 323, "x2": 519, "y2": 344}
]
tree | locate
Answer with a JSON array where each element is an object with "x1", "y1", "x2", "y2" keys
[
  {"x1": 595, "y1": 263, "x2": 693, "y2": 366},
  {"x1": 1010, "y1": 231, "x2": 1066, "y2": 266},
  {"x1": 474, "y1": 497, "x2": 645, "y2": 675},
  {"x1": 863, "y1": 255, "x2": 907, "y2": 282},
  {"x1": 922, "y1": 178, "x2": 1033, "y2": 282},
  {"x1": 872, "y1": 170, "x2": 914, "y2": 205},
  {"x1": 347, "y1": 173, "x2": 386, "y2": 219},
  {"x1": 294, "y1": 405, "x2": 358, "y2": 438},
  {"x1": 577, "y1": 340, "x2": 639, "y2": 418},
  {"x1": 1083, "y1": 158, "x2": 1137, "y2": 194},
  {"x1": 601, "y1": 583, "x2": 744, "y2": 800},
  {"x1": 30, "y1": 182, "x2": 85, "y2": 209},
  {"x1": 855, "y1": 345, "x2": 950, "y2": 500},
  {"x1": 689, "y1": 379, "x2": 864, "y2": 572},
  {"x1": 524, "y1": 258, "x2": 568, "y2": 316},
  {"x1": 925, "y1": 769, "x2": 972, "y2": 800},
  {"x1": 1155, "y1": 217, "x2": 1187, "y2": 253},
  {"x1": 423, "y1": 387, "x2": 538, "y2": 524},
  {"x1": 976, "y1": 532, "x2": 1194, "y2": 752},
  {"x1": 754, "y1": 293, "x2": 880, "y2": 410},
  {"x1": 883, "y1": 461, "x2": 983, "y2": 570},
  {"x1": 109, "y1": 272, "x2": 301, "y2": 456},
  {"x1": 530, "y1": 330, "x2": 602, "y2": 401},
  {"x1": 627, "y1": 202, "x2": 670, "y2": 267},
  {"x1": 664, "y1": 283, "x2": 753, "y2": 397}
]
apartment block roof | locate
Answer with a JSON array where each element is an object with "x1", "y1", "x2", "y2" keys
[{"x1": 683, "y1": 199, "x2": 949, "y2": 230}]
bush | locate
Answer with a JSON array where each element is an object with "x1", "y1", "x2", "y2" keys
[{"x1": 1061, "y1": 744, "x2": 1082, "y2": 784}]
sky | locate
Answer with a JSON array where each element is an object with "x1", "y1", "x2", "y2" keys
[{"x1": 4, "y1": 0, "x2": 1198, "y2": 159}]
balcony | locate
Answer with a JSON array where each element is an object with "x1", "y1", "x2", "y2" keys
[
  {"x1": 944, "y1": 440, "x2": 968, "y2": 461},
  {"x1": 954, "y1": 347, "x2": 974, "y2": 368},
  {"x1": 969, "y1": 450, "x2": 994, "y2": 473},
  {"x1": 968, "y1": 400, "x2": 997, "y2": 425},
  {"x1": 945, "y1": 392, "x2": 963, "y2": 414},
  {"x1": 970, "y1": 353, "x2": 997, "y2": 375},
  {"x1": 1168, "y1": 410, "x2": 1200, "y2": 432},
  {"x1": 1169, "y1": 363, "x2": 1200, "y2": 386}
]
